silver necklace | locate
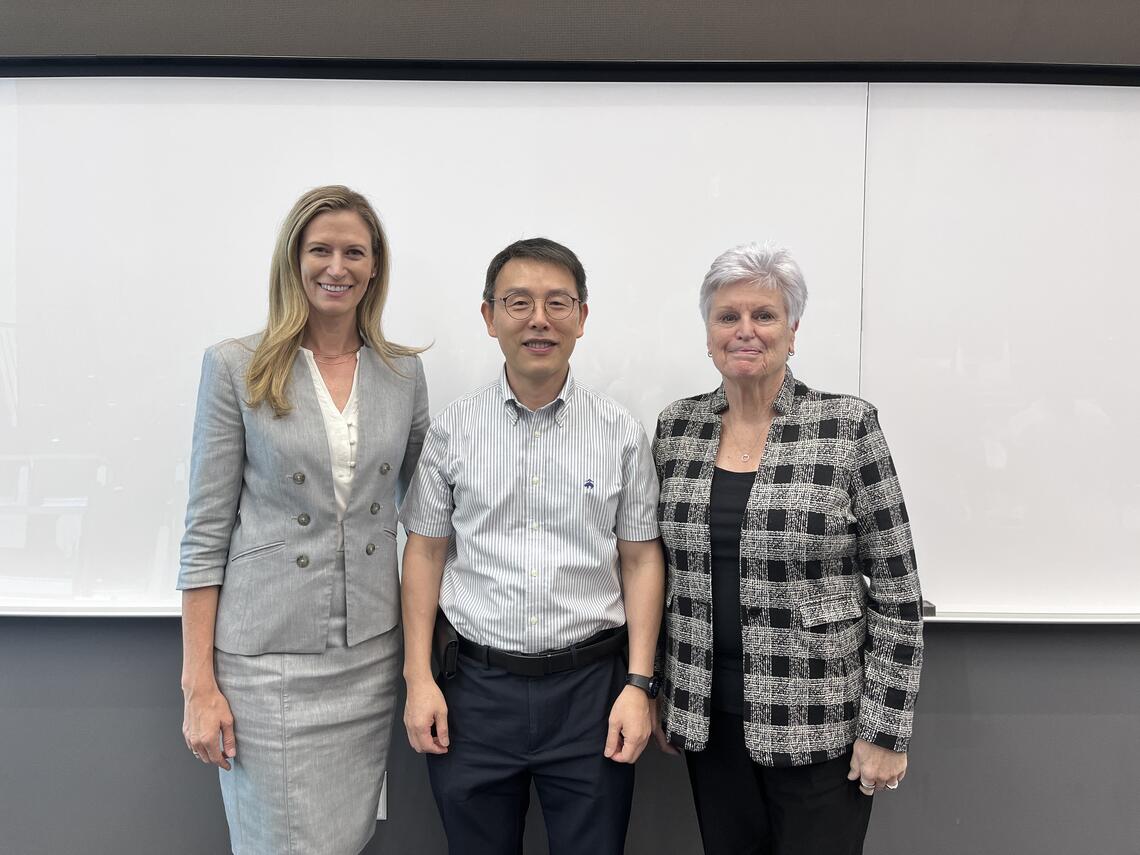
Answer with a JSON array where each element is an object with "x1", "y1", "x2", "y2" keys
[{"x1": 723, "y1": 418, "x2": 766, "y2": 463}]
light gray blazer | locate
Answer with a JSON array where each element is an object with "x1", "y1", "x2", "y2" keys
[{"x1": 177, "y1": 334, "x2": 429, "y2": 655}]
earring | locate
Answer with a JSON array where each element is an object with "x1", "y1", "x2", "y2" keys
[{"x1": 707, "y1": 351, "x2": 712, "y2": 358}]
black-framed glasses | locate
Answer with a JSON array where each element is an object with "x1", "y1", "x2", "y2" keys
[{"x1": 490, "y1": 291, "x2": 582, "y2": 320}]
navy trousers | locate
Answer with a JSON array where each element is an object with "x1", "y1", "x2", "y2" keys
[
  {"x1": 684, "y1": 710, "x2": 873, "y2": 855},
  {"x1": 426, "y1": 651, "x2": 634, "y2": 855}
]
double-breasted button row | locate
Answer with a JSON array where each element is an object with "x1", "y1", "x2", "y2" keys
[
  {"x1": 379, "y1": 463, "x2": 391, "y2": 475},
  {"x1": 294, "y1": 545, "x2": 379, "y2": 567},
  {"x1": 297, "y1": 513, "x2": 310, "y2": 526},
  {"x1": 370, "y1": 502, "x2": 381, "y2": 515},
  {"x1": 292, "y1": 472, "x2": 306, "y2": 484}
]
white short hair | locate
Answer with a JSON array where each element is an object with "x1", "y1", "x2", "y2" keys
[{"x1": 698, "y1": 242, "x2": 808, "y2": 327}]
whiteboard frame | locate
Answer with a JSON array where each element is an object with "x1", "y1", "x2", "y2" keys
[{"x1": 3, "y1": 58, "x2": 1139, "y2": 622}]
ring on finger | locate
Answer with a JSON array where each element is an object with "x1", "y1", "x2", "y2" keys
[{"x1": 886, "y1": 781, "x2": 899, "y2": 790}]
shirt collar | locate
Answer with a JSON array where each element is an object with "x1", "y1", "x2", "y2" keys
[
  {"x1": 709, "y1": 367, "x2": 797, "y2": 416},
  {"x1": 498, "y1": 365, "x2": 576, "y2": 424}
]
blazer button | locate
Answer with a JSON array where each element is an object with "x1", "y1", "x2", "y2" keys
[
  {"x1": 370, "y1": 502, "x2": 381, "y2": 515},
  {"x1": 365, "y1": 543, "x2": 376, "y2": 555},
  {"x1": 292, "y1": 472, "x2": 306, "y2": 484},
  {"x1": 297, "y1": 513, "x2": 311, "y2": 526},
  {"x1": 296, "y1": 554, "x2": 310, "y2": 568},
  {"x1": 379, "y1": 463, "x2": 391, "y2": 475}
]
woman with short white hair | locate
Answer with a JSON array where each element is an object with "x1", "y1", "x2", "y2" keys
[{"x1": 652, "y1": 243, "x2": 923, "y2": 854}]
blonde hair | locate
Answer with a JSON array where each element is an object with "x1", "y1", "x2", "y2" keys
[{"x1": 246, "y1": 185, "x2": 422, "y2": 416}]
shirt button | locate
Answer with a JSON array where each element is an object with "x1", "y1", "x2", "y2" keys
[
  {"x1": 349, "y1": 438, "x2": 356, "y2": 445},
  {"x1": 530, "y1": 522, "x2": 540, "y2": 531},
  {"x1": 292, "y1": 472, "x2": 306, "y2": 484},
  {"x1": 379, "y1": 463, "x2": 392, "y2": 475},
  {"x1": 531, "y1": 476, "x2": 540, "y2": 485},
  {"x1": 365, "y1": 543, "x2": 376, "y2": 555},
  {"x1": 533, "y1": 430, "x2": 541, "y2": 437},
  {"x1": 530, "y1": 569, "x2": 538, "y2": 577},
  {"x1": 349, "y1": 461, "x2": 357, "y2": 469},
  {"x1": 370, "y1": 502, "x2": 381, "y2": 515},
  {"x1": 528, "y1": 616, "x2": 538, "y2": 625},
  {"x1": 296, "y1": 554, "x2": 310, "y2": 568},
  {"x1": 297, "y1": 513, "x2": 310, "y2": 526}
]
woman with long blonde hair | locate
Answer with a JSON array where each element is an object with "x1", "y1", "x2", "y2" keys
[{"x1": 178, "y1": 185, "x2": 428, "y2": 854}]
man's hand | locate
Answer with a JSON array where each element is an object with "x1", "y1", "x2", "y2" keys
[
  {"x1": 847, "y1": 737, "x2": 907, "y2": 795},
  {"x1": 604, "y1": 685, "x2": 652, "y2": 763},
  {"x1": 404, "y1": 677, "x2": 450, "y2": 754}
]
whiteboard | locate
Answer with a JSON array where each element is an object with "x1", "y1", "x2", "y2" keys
[
  {"x1": 861, "y1": 83, "x2": 1140, "y2": 618},
  {"x1": 0, "y1": 78, "x2": 868, "y2": 614}
]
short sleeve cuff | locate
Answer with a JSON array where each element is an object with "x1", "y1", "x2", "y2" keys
[
  {"x1": 615, "y1": 520, "x2": 661, "y2": 542},
  {"x1": 399, "y1": 507, "x2": 454, "y2": 539}
]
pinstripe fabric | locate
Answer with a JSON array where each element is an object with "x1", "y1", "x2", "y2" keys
[
  {"x1": 654, "y1": 369, "x2": 923, "y2": 767},
  {"x1": 400, "y1": 367, "x2": 659, "y2": 653}
]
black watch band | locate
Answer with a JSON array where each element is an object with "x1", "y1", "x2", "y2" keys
[{"x1": 624, "y1": 672, "x2": 661, "y2": 699}]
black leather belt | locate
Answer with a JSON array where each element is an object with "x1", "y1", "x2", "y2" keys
[{"x1": 457, "y1": 625, "x2": 628, "y2": 677}]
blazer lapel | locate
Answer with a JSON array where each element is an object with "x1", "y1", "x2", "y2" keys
[
  {"x1": 289, "y1": 352, "x2": 335, "y2": 486},
  {"x1": 349, "y1": 347, "x2": 394, "y2": 513}
]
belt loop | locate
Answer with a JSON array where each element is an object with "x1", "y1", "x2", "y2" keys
[
  {"x1": 569, "y1": 643, "x2": 580, "y2": 670},
  {"x1": 479, "y1": 643, "x2": 490, "y2": 668}
]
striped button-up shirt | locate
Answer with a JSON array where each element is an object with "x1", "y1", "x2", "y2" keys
[{"x1": 400, "y1": 367, "x2": 660, "y2": 653}]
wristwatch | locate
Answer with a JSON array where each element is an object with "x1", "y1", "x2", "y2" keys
[{"x1": 624, "y1": 672, "x2": 661, "y2": 699}]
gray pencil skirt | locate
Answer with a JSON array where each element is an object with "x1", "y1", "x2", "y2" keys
[{"x1": 214, "y1": 551, "x2": 401, "y2": 855}]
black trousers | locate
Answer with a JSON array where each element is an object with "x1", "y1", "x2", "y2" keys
[
  {"x1": 426, "y1": 651, "x2": 634, "y2": 855},
  {"x1": 684, "y1": 710, "x2": 873, "y2": 855}
]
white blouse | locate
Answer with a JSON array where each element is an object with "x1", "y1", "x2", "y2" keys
[{"x1": 299, "y1": 348, "x2": 360, "y2": 546}]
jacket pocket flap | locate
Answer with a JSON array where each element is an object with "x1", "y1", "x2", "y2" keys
[{"x1": 798, "y1": 592, "x2": 865, "y2": 627}]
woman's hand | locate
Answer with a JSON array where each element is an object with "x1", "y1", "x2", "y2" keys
[
  {"x1": 182, "y1": 681, "x2": 237, "y2": 771},
  {"x1": 847, "y1": 737, "x2": 906, "y2": 795}
]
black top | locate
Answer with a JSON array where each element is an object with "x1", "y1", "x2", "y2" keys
[{"x1": 709, "y1": 466, "x2": 756, "y2": 715}]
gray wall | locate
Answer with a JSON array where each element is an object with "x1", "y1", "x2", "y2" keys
[
  {"x1": 3, "y1": 0, "x2": 1140, "y2": 64},
  {"x1": 1, "y1": 619, "x2": 1137, "y2": 854}
]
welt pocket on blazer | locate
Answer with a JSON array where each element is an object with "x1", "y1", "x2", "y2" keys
[
  {"x1": 797, "y1": 591, "x2": 865, "y2": 628},
  {"x1": 229, "y1": 540, "x2": 286, "y2": 564}
]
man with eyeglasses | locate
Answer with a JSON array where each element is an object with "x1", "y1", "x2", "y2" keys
[{"x1": 400, "y1": 237, "x2": 664, "y2": 854}]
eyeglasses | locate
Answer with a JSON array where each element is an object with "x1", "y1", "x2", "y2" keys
[{"x1": 490, "y1": 292, "x2": 582, "y2": 321}]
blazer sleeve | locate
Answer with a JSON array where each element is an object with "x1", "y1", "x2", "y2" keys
[
  {"x1": 397, "y1": 356, "x2": 430, "y2": 507},
  {"x1": 177, "y1": 345, "x2": 246, "y2": 590},
  {"x1": 851, "y1": 407, "x2": 924, "y2": 752}
]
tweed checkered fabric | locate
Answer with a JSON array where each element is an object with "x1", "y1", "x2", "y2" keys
[{"x1": 654, "y1": 369, "x2": 923, "y2": 767}]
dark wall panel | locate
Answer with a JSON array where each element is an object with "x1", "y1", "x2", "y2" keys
[
  {"x1": 1, "y1": 619, "x2": 1137, "y2": 854},
  {"x1": 3, "y1": 0, "x2": 1140, "y2": 65}
]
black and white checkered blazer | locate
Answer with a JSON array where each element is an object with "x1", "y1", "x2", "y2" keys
[{"x1": 654, "y1": 369, "x2": 923, "y2": 766}]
